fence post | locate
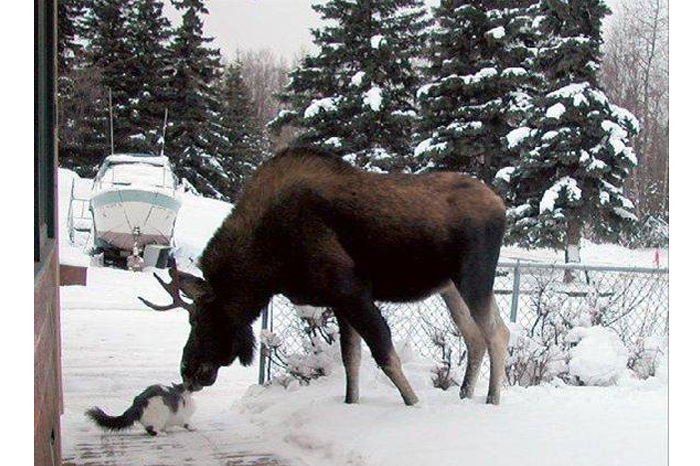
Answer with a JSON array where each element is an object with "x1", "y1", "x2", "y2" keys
[
  {"x1": 257, "y1": 303, "x2": 270, "y2": 385},
  {"x1": 510, "y1": 260, "x2": 521, "y2": 323}
]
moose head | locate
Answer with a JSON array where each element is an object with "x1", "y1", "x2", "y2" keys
[{"x1": 138, "y1": 261, "x2": 255, "y2": 392}]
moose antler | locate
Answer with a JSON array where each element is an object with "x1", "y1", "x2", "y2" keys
[{"x1": 138, "y1": 259, "x2": 194, "y2": 312}]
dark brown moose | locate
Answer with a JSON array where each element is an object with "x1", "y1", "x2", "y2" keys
[{"x1": 140, "y1": 147, "x2": 509, "y2": 405}]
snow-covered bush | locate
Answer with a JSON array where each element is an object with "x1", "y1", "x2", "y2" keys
[
  {"x1": 427, "y1": 327, "x2": 460, "y2": 390},
  {"x1": 565, "y1": 326, "x2": 629, "y2": 386},
  {"x1": 628, "y1": 335, "x2": 668, "y2": 380},
  {"x1": 260, "y1": 305, "x2": 340, "y2": 386},
  {"x1": 506, "y1": 323, "x2": 566, "y2": 387}
]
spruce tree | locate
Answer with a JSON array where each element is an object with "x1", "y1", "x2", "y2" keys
[
  {"x1": 494, "y1": 0, "x2": 639, "y2": 263},
  {"x1": 57, "y1": 0, "x2": 86, "y2": 76},
  {"x1": 82, "y1": 0, "x2": 142, "y2": 153},
  {"x1": 168, "y1": 0, "x2": 228, "y2": 198},
  {"x1": 415, "y1": 0, "x2": 539, "y2": 182},
  {"x1": 216, "y1": 62, "x2": 271, "y2": 199},
  {"x1": 128, "y1": 0, "x2": 174, "y2": 150},
  {"x1": 269, "y1": 0, "x2": 430, "y2": 172}
]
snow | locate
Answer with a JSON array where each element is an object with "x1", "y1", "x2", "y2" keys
[
  {"x1": 304, "y1": 97, "x2": 341, "y2": 118},
  {"x1": 495, "y1": 166, "x2": 515, "y2": 183},
  {"x1": 350, "y1": 71, "x2": 365, "y2": 87},
  {"x1": 370, "y1": 34, "x2": 384, "y2": 49},
  {"x1": 506, "y1": 126, "x2": 532, "y2": 148},
  {"x1": 97, "y1": 159, "x2": 177, "y2": 190},
  {"x1": 547, "y1": 82, "x2": 591, "y2": 107},
  {"x1": 362, "y1": 87, "x2": 383, "y2": 111},
  {"x1": 611, "y1": 104, "x2": 641, "y2": 133},
  {"x1": 540, "y1": 176, "x2": 582, "y2": 214},
  {"x1": 323, "y1": 137, "x2": 343, "y2": 148},
  {"x1": 566, "y1": 326, "x2": 629, "y2": 386},
  {"x1": 414, "y1": 138, "x2": 448, "y2": 157},
  {"x1": 461, "y1": 67, "x2": 498, "y2": 85},
  {"x1": 104, "y1": 153, "x2": 170, "y2": 166},
  {"x1": 486, "y1": 26, "x2": 505, "y2": 39},
  {"x1": 57, "y1": 167, "x2": 667, "y2": 465},
  {"x1": 546, "y1": 102, "x2": 566, "y2": 119},
  {"x1": 501, "y1": 67, "x2": 527, "y2": 78},
  {"x1": 240, "y1": 353, "x2": 667, "y2": 466}
]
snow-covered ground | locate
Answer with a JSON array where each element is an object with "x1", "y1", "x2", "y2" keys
[
  {"x1": 58, "y1": 168, "x2": 668, "y2": 465},
  {"x1": 242, "y1": 353, "x2": 667, "y2": 466}
]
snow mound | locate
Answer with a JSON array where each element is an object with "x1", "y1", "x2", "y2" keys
[{"x1": 566, "y1": 326, "x2": 629, "y2": 386}]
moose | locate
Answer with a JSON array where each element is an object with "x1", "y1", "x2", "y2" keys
[{"x1": 140, "y1": 147, "x2": 509, "y2": 405}]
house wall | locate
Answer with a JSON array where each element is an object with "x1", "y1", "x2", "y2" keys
[
  {"x1": 34, "y1": 245, "x2": 62, "y2": 466},
  {"x1": 34, "y1": 0, "x2": 61, "y2": 464}
]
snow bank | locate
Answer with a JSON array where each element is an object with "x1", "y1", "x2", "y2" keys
[{"x1": 566, "y1": 326, "x2": 629, "y2": 386}]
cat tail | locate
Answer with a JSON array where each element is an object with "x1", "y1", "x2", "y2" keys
[{"x1": 85, "y1": 405, "x2": 140, "y2": 431}]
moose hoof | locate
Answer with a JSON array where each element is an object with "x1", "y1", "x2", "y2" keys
[
  {"x1": 459, "y1": 385, "x2": 474, "y2": 400},
  {"x1": 486, "y1": 393, "x2": 500, "y2": 405}
]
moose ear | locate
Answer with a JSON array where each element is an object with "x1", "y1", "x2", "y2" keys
[{"x1": 173, "y1": 269, "x2": 210, "y2": 300}]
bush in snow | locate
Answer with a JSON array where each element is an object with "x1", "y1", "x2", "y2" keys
[
  {"x1": 627, "y1": 335, "x2": 668, "y2": 380},
  {"x1": 426, "y1": 326, "x2": 460, "y2": 390},
  {"x1": 260, "y1": 305, "x2": 340, "y2": 385},
  {"x1": 506, "y1": 323, "x2": 566, "y2": 387},
  {"x1": 565, "y1": 326, "x2": 628, "y2": 386}
]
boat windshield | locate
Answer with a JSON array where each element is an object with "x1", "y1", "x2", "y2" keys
[{"x1": 94, "y1": 156, "x2": 178, "y2": 191}]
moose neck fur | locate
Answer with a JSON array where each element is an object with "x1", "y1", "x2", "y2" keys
[{"x1": 198, "y1": 149, "x2": 356, "y2": 323}]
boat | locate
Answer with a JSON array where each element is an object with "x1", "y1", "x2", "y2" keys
[{"x1": 90, "y1": 153, "x2": 181, "y2": 259}]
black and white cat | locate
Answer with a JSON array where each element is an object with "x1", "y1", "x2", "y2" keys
[{"x1": 86, "y1": 383, "x2": 195, "y2": 436}]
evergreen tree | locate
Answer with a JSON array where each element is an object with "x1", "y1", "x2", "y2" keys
[
  {"x1": 216, "y1": 62, "x2": 271, "y2": 199},
  {"x1": 168, "y1": 0, "x2": 228, "y2": 198},
  {"x1": 128, "y1": 0, "x2": 174, "y2": 149},
  {"x1": 57, "y1": 0, "x2": 86, "y2": 76},
  {"x1": 494, "y1": 0, "x2": 639, "y2": 263},
  {"x1": 415, "y1": 0, "x2": 539, "y2": 182},
  {"x1": 83, "y1": 0, "x2": 142, "y2": 152},
  {"x1": 269, "y1": 0, "x2": 430, "y2": 172}
]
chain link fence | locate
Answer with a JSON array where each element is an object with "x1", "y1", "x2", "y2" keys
[{"x1": 258, "y1": 261, "x2": 668, "y2": 386}]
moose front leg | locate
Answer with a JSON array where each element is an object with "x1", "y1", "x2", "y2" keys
[
  {"x1": 337, "y1": 300, "x2": 419, "y2": 406},
  {"x1": 337, "y1": 315, "x2": 361, "y2": 404}
]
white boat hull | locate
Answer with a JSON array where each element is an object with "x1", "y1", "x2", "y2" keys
[{"x1": 91, "y1": 188, "x2": 181, "y2": 251}]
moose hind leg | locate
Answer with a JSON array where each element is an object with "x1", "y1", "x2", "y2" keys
[
  {"x1": 337, "y1": 314, "x2": 362, "y2": 404},
  {"x1": 466, "y1": 295, "x2": 509, "y2": 405},
  {"x1": 337, "y1": 300, "x2": 419, "y2": 406},
  {"x1": 440, "y1": 281, "x2": 486, "y2": 400}
]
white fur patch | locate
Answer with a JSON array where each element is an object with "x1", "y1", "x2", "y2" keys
[{"x1": 138, "y1": 392, "x2": 195, "y2": 434}]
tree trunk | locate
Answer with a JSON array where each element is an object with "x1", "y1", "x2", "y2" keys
[{"x1": 564, "y1": 215, "x2": 581, "y2": 283}]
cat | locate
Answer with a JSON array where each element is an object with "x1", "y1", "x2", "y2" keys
[{"x1": 86, "y1": 383, "x2": 195, "y2": 436}]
